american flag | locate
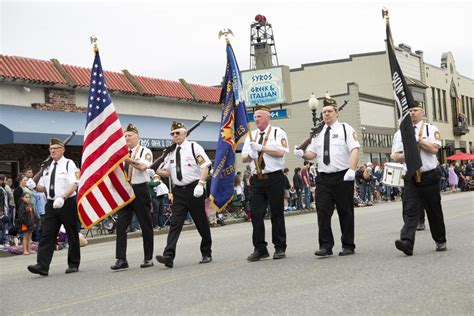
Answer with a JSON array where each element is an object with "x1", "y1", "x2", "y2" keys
[{"x1": 77, "y1": 51, "x2": 135, "y2": 229}]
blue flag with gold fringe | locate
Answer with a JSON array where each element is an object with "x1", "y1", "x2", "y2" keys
[{"x1": 210, "y1": 43, "x2": 249, "y2": 211}]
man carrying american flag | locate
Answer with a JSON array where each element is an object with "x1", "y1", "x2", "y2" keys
[
  {"x1": 110, "y1": 123, "x2": 155, "y2": 270},
  {"x1": 76, "y1": 45, "x2": 153, "y2": 270}
]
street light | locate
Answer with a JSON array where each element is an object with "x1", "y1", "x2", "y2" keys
[{"x1": 308, "y1": 93, "x2": 319, "y2": 128}]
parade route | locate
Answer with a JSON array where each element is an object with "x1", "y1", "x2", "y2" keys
[{"x1": 1, "y1": 191, "x2": 473, "y2": 315}]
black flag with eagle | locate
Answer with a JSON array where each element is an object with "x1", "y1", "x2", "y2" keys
[{"x1": 385, "y1": 12, "x2": 422, "y2": 179}]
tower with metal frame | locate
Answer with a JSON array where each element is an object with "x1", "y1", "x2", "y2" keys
[{"x1": 249, "y1": 14, "x2": 279, "y2": 69}]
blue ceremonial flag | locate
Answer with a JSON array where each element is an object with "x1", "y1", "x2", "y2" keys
[{"x1": 210, "y1": 43, "x2": 249, "y2": 211}]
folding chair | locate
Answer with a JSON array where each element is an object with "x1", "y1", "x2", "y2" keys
[
  {"x1": 161, "y1": 203, "x2": 173, "y2": 227},
  {"x1": 222, "y1": 193, "x2": 247, "y2": 221}
]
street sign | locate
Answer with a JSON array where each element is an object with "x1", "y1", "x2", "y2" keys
[{"x1": 247, "y1": 108, "x2": 289, "y2": 122}]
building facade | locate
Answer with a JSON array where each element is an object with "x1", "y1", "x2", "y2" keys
[{"x1": 0, "y1": 55, "x2": 222, "y2": 182}]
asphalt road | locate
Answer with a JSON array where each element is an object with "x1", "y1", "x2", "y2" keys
[{"x1": 1, "y1": 192, "x2": 473, "y2": 315}]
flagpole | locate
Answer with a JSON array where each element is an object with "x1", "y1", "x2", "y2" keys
[{"x1": 90, "y1": 35, "x2": 99, "y2": 53}]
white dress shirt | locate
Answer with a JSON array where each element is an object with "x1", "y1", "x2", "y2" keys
[
  {"x1": 128, "y1": 144, "x2": 153, "y2": 184},
  {"x1": 391, "y1": 121, "x2": 441, "y2": 172},
  {"x1": 307, "y1": 121, "x2": 360, "y2": 173},
  {"x1": 242, "y1": 126, "x2": 289, "y2": 175},
  {"x1": 39, "y1": 156, "x2": 77, "y2": 200},
  {"x1": 163, "y1": 140, "x2": 211, "y2": 186}
]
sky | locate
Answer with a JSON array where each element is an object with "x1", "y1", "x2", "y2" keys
[{"x1": 1, "y1": 0, "x2": 472, "y2": 86}]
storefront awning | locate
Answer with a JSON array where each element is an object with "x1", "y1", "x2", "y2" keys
[{"x1": 0, "y1": 104, "x2": 219, "y2": 150}]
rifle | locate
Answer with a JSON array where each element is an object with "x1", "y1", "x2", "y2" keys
[
  {"x1": 297, "y1": 100, "x2": 349, "y2": 151},
  {"x1": 150, "y1": 115, "x2": 208, "y2": 171},
  {"x1": 32, "y1": 131, "x2": 77, "y2": 183}
]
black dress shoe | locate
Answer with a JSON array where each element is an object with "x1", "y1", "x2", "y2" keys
[
  {"x1": 416, "y1": 222, "x2": 425, "y2": 231},
  {"x1": 314, "y1": 249, "x2": 333, "y2": 257},
  {"x1": 273, "y1": 249, "x2": 286, "y2": 259},
  {"x1": 338, "y1": 248, "x2": 355, "y2": 256},
  {"x1": 65, "y1": 266, "x2": 79, "y2": 274},
  {"x1": 436, "y1": 242, "x2": 447, "y2": 252},
  {"x1": 156, "y1": 255, "x2": 173, "y2": 268},
  {"x1": 395, "y1": 239, "x2": 413, "y2": 256},
  {"x1": 27, "y1": 264, "x2": 48, "y2": 276},
  {"x1": 247, "y1": 250, "x2": 270, "y2": 262},
  {"x1": 110, "y1": 259, "x2": 129, "y2": 270},
  {"x1": 140, "y1": 260, "x2": 154, "y2": 268},
  {"x1": 199, "y1": 256, "x2": 212, "y2": 264}
]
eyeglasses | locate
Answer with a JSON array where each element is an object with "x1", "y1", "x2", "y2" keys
[
  {"x1": 49, "y1": 146, "x2": 63, "y2": 151},
  {"x1": 170, "y1": 131, "x2": 182, "y2": 136}
]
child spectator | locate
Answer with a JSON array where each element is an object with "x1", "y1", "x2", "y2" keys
[{"x1": 17, "y1": 192, "x2": 36, "y2": 255}]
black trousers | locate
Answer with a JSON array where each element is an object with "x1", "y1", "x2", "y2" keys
[
  {"x1": 37, "y1": 197, "x2": 80, "y2": 271},
  {"x1": 163, "y1": 181, "x2": 212, "y2": 259},
  {"x1": 115, "y1": 183, "x2": 154, "y2": 261},
  {"x1": 400, "y1": 170, "x2": 446, "y2": 247},
  {"x1": 315, "y1": 170, "x2": 355, "y2": 251},
  {"x1": 249, "y1": 171, "x2": 287, "y2": 252}
]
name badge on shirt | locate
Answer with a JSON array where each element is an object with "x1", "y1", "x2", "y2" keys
[{"x1": 332, "y1": 134, "x2": 339, "y2": 139}]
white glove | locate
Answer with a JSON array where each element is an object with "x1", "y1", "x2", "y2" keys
[
  {"x1": 193, "y1": 184, "x2": 204, "y2": 198},
  {"x1": 294, "y1": 146, "x2": 304, "y2": 159},
  {"x1": 343, "y1": 169, "x2": 356, "y2": 181},
  {"x1": 249, "y1": 142, "x2": 263, "y2": 152},
  {"x1": 53, "y1": 197, "x2": 65, "y2": 209},
  {"x1": 146, "y1": 168, "x2": 155, "y2": 178},
  {"x1": 26, "y1": 178, "x2": 36, "y2": 189},
  {"x1": 248, "y1": 150, "x2": 259, "y2": 160}
]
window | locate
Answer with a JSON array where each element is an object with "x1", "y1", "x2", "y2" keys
[
  {"x1": 466, "y1": 96, "x2": 471, "y2": 125},
  {"x1": 437, "y1": 88, "x2": 443, "y2": 121},
  {"x1": 471, "y1": 98, "x2": 474, "y2": 126},
  {"x1": 431, "y1": 87, "x2": 437, "y2": 120},
  {"x1": 442, "y1": 90, "x2": 448, "y2": 122}
]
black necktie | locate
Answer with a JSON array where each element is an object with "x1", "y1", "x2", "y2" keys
[
  {"x1": 49, "y1": 162, "x2": 57, "y2": 198},
  {"x1": 323, "y1": 127, "x2": 331, "y2": 165},
  {"x1": 125, "y1": 149, "x2": 132, "y2": 175},
  {"x1": 176, "y1": 146, "x2": 183, "y2": 181},
  {"x1": 258, "y1": 132, "x2": 266, "y2": 170}
]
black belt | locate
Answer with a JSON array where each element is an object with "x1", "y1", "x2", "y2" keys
[
  {"x1": 251, "y1": 170, "x2": 283, "y2": 177},
  {"x1": 174, "y1": 180, "x2": 199, "y2": 190},
  {"x1": 318, "y1": 169, "x2": 348, "y2": 177},
  {"x1": 422, "y1": 169, "x2": 436, "y2": 175},
  {"x1": 131, "y1": 182, "x2": 147, "y2": 187}
]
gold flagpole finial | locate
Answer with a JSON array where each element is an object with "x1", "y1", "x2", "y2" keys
[
  {"x1": 382, "y1": 8, "x2": 389, "y2": 20},
  {"x1": 218, "y1": 28, "x2": 234, "y2": 44},
  {"x1": 90, "y1": 35, "x2": 98, "y2": 53}
]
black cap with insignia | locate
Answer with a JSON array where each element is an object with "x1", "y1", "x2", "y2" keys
[
  {"x1": 49, "y1": 138, "x2": 65, "y2": 147},
  {"x1": 254, "y1": 104, "x2": 271, "y2": 112},
  {"x1": 171, "y1": 121, "x2": 186, "y2": 131},
  {"x1": 323, "y1": 93, "x2": 337, "y2": 107},
  {"x1": 125, "y1": 123, "x2": 139, "y2": 134}
]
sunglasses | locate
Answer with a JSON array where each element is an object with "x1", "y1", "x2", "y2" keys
[{"x1": 170, "y1": 131, "x2": 182, "y2": 136}]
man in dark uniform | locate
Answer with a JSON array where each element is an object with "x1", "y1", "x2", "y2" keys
[
  {"x1": 111, "y1": 123, "x2": 155, "y2": 270},
  {"x1": 242, "y1": 105, "x2": 290, "y2": 261},
  {"x1": 294, "y1": 94, "x2": 360, "y2": 257},
  {"x1": 26, "y1": 138, "x2": 81, "y2": 276},
  {"x1": 391, "y1": 102, "x2": 447, "y2": 256},
  {"x1": 155, "y1": 121, "x2": 212, "y2": 267}
]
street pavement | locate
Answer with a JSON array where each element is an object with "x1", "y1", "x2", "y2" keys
[{"x1": 1, "y1": 191, "x2": 473, "y2": 315}]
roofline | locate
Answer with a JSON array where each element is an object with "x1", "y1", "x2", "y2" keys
[
  {"x1": 0, "y1": 54, "x2": 221, "y2": 104},
  {"x1": 290, "y1": 51, "x2": 386, "y2": 72},
  {"x1": 424, "y1": 62, "x2": 473, "y2": 81}
]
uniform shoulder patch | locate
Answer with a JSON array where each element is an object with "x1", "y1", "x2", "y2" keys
[
  {"x1": 196, "y1": 155, "x2": 205, "y2": 165},
  {"x1": 145, "y1": 153, "x2": 152, "y2": 162},
  {"x1": 281, "y1": 138, "x2": 288, "y2": 148},
  {"x1": 434, "y1": 131, "x2": 441, "y2": 140}
]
